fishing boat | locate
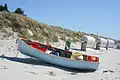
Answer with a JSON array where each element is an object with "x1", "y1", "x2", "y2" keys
[{"x1": 18, "y1": 38, "x2": 100, "y2": 70}]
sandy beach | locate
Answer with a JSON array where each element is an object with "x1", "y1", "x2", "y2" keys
[{"x1": 0, "y1": 39, "x2": 120, "y2": 80}]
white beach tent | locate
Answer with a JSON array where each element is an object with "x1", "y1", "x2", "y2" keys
[
  {"x1": 82, "y1": 35, "x2": 96, "y2": 48},
  {"x1": 107, "y1": 39, "x2": 115, "y2": 48}
]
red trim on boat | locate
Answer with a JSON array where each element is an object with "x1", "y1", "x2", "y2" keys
[{"x1": 30, "y1": 42, "x2": 48, "y2": 52}]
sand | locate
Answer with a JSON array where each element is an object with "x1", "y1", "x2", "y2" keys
[{"x1": 0, "y1": 39, "x2": 120, "y2": 80}]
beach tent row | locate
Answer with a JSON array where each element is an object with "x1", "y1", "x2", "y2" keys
[{"x1": 81, "y1": 35, "x2": 115, "y2": 51}]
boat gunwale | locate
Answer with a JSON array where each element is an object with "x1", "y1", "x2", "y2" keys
[{"x1": 19, "y1": 38, "x2": 100, "y2": 63}]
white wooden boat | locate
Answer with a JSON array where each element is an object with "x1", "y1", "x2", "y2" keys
[{"x1": 18, "y1": 38, "x2": 100, "y2": 70}]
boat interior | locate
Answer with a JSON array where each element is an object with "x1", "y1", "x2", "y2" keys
[{"x1": 21, "y1": 39, "x2": 99, "y2": 62}]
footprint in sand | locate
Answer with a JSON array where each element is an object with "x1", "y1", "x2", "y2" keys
[
  {"x1": 46, "y1": 70, "x2": 56, "y2": 76},
  {"x1": 102, "y1": 70, "x2": 114, "y2": 73},
  {"x1": 102, "y1": 69, "x2": 120, "y2": 80},
  {"x1": 0, "y1": 65, "x2": 8, "y2": 71},
  {"x1": 25, "y1": 71, "x2": 38, "y2": 75},
  {"x1": 117, "y1": 63, "x2": 120, "y2": 65},
  {"x1": 69, "y1": 72, "x2": 77, "y2": 75}
]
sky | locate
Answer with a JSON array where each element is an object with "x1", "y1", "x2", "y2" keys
[{"x1": 0, "y1": 0, "x2": 120, "y2": 40}]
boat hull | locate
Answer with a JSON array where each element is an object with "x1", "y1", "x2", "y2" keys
[{"x1": 18, "y1": 39, "x2": 100, "y2": 70}]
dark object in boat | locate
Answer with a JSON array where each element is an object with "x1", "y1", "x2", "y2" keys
[{"x1": 23, "y1": 39, "x2": 72, "y2": 58}]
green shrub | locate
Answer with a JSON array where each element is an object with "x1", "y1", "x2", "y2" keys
[
  {"x1": 0, "y1": 5, "x2": 4, "y2": 11},
  {"x1": 60, "y1": 37, "x2": 66, "y2": 41},
  {"x1": 52, "y1": 36, "x2": 58, "y2": 42},
  {"x1": 14, "y1": 8, "x2": 24, "y2": 15},
  {"x1": 0, "y1": 4, "x2": 9, "y2": 12}
]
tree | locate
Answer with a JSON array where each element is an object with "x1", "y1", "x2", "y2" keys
[
  {"x1": 3, "y1": 4, "x2": 9, "y2": 12},
  {"x1": 0, "y1": 5, "x2": 4, "y2": 11},
  {"x1": 14, "y1": 8, "x2": 24, "y2": 15},
  {"x1": 0, "y1": 4, "x2": 9, "y2": 12}
]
